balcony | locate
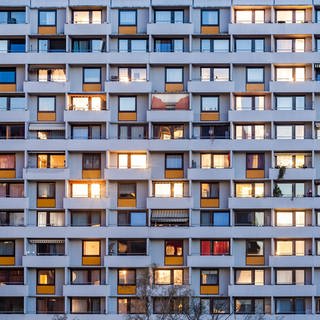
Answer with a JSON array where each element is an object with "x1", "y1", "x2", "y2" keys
[
  {"x1": 269, "y1": 168, "x2": 315, "y2": 180},
  {"x1": 23, "y1": 81, "x2": 70, "y2": 93},
  {"x1": 0, "y1": 197, "x2": 28, "y2": 209},
  {"x1": 187, "y1": 81, "x2": 235, "y2": 93},
  {"x1": 105, "y1": 168, "x2": 151, "y2": 180},
  {"x1": 270, "y1": 80, "x2": 320, "y2": 93},
  {"x1": 0, "y1": 23, "x2": 30, "y2": 36},
  {"x1": 63, "y1": 284, "x2": 108, "y2": 296},
  {"x1": 147, "y1": 23, "x2": 194, "y2": 35},
  {"x1": 187, "y1": 168, "x2": 233, "y2": 180},
  {"x1": 0, "y1": 110, "x2": 28, "y2": 122},
  {"x1": 64, "y1": 110, "x2": 110, "y2": 122},
  {"x1": 147, "y1": 197, "x2": 192, "y2": 209},
  {"x1": 23, "y1": 168, "x2": 69, "y2": 180},
  {"x1": 147, "y1": 110, "x2": 193, "y2": 122},
  {"x1": 22, "y1": 255, "x2": 69, "y2": 267},
  {"x1": 228, "y1": 284, "x2": 316, "y2": 297},
  {"x1": 105, "y1": 81, "x2": 152, "y2": 93},
  {"x1": 0, "y1": 285, "x2": 28, "y2": 297},
  {"x1": 269, "y1": 255, "x2": 320, "y2": 267},
  {"x1": 105, "y1": 255, "x2": 151, "y2": 268},
  {"x1": 187, "y1": 255, "x2": 234, "y2": 267},
  {"x1": 63, "y1": 197, "x2": 109, "y2": 210},
  {"x1": 64, "y1": 23, "x2": 111, "y2": 35}
]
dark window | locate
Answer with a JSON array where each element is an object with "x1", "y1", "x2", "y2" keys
[
  {"x1": 71, "y1": 269, "x2": 101, "y2": 285},
  {"x1": 118, "y1": 183, "x2": 136, "y2": 199},
  {"x1": 71, "y1": 211, "x2": 101, "y2": 227},
  {"x1": 36, "y1": 243, "x2": 64, "y2": 256},
  {"x1": 117, "y1": 240, "x2": 146, "y2": 255},
  {"x1": 118, "y1": 125, "x2": 147, "y2": 139},
  {"x1": 200, "y1": 211, "x2": 229, "y2": 226},
  {"x1": 37, "y1": 183, "x2": 55, "y2": 199},
  {"x1": 201, "y1": 183, "x2": 219, "y2": 199},
  {"x1": 0, "y1": 297, "x2": 23, "y2": 313},
  {"x1": 0, "y1": 268, "x2": 23, "y2": 284},
  {"x1": 38, "y1": 39, "x2": 66, "y2": 53},
  {"x1": 246, "y1": 240, "x2": 264, "y2": 256},
  {"x1": 0, "y1": 240, "x2": 14, "y2": 257},
  {"x1": 201, "y1": 269, "x2": 219, "y2": 285},
  {"x1": 118, "y1": 211, "x2": 147, "y2": 226},
  {"x1": 246, "y1": 153, "x2": 264, "y2": 170},
  {"x1": 83, "y1": 154, "x2": 101, "y2": 170},
  {"x1": 37, "y1": 297, "x2": 64, "y2": 314}
]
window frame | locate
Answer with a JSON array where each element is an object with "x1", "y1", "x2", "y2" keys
[
  {"x1": 83, "y1": 67, "x2": 101, "y2": 84},
  {"x1": 82, "y1": 240, "x2": 101, "y2": 258},
  {"x1": 200, "y1": 269, "x2": 219, "y2": 286},
  {"x1": 82, "y1": 153, "x2": 101, "y2": 170},
  {"x1": 201, "y1": 96, "x2": 219, "y2": 112},
  {"x1": 37, "y1": 96, "x2": 56, "y2": 113},
  {"x1": 118, "y1": 96, "x2": 137, "y2": 113},
  {"x1": 153, "y1": 269, "x2": 184, "y2": 285},
  {"x1": 0, "y1": 68, "x2": 16, "y2": 84},
  {"x1": 246, "y1": 67, "x2": 264, "y2": 84},
  {"x1": 165, "y1": 240, "x2": 183, "y2": 258},
  {"x1": 201, "y1": 182, "x2": 219, "y2": 199},
  {"x1": 37, "y1": 269, "x2": 55, "y2": 286},
  {"x1": 118, "y1": 183, "x2": 136, "y2": 200},
  {"x1": 246, "y1": 153, "x2": 265, "y2": 170},
  {"x1": 246, "y1": 240, "x2": 264, "y2": 257},
  {"x1": 37, "y1": 182, "x2": 55, "y2": 200},
  {"x1": 235, "y1": 269, "x2": 265, "y2": 285},
  {"x1": 38, "y1": 10, "x2": 57, "y2": 27},
  {"x1": 72, "y1": 10, "x2": 102, "y2": 24},
  {"x1": 165, "y1": 153, "x2": 183, "y2": 170},
  {"x1": 201, "y1": 9, "x2": 219, "y2": 26},
  {"x1": 119, "y1": 9, "x2": 137, "y2": 26},
  {"x1": 165, "y1": 67, "x2": 184, "y2": 84},
  {"x1": 0, "y1": 240, "x2": 15, "y2": 258},
  {"x1": 117, "y1": 269, "x2": 136, "y2": 286}
]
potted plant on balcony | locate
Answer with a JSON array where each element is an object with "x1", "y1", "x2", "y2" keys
[{"x1": 273, "y1": 184, "x2": 282, "y2": 197}]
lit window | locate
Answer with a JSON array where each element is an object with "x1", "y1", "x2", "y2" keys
[
  {"x1": 73, "y1": 10, "x2": 102, "y2": 24},
  {"x1": 154, "y1": 269, "x2": 183, "y2": 285},
  {"x1": 37, "y1": 154, "x2": 65, "y2": 169},
  {"x1": 276, "y1": 269, "x2": 305, "y2": 285},
  {"x1": 37, "y1": 183, "x2": 55, "y2": 199},
  {"x1": 0, "y1": 154, "x2": 15, "y2": 169},
  {"x1": 276, "y1": 211, "x2": 305, "y2": 227},
  {"x1": 276, "y1": 10, "x2": 305, "y2": 24},
  {"x1": 165, "y1": 240, "x2": 183, "y2": 257},
  {"x1": 235, "y1": 96, "x2": 264, "y2": 111},
  {"x1": 83, "y1": 240, "x2": 100, "y2": 256},
  {"x1": 235, "y1": 269, "x2": 264, "y2": 285},
  {"x1": 276, "y1": 67, "x2": 305, "y2": 82},
  {"x1": 276, "y1": 240, "x2": 305, "y2": 256},
  {"x1": 235, "y1": 10, "x2": 264, "y2": 24},
  {"x1": 37, "y1": 269, "x2": 55, "y2": 285},
  {"x1": 235, "y1": 183, "x2": 264, "y2": 197},
  {"x1": 154, "y1": 182, "x2": 184, "y2": 198},
  {"x1": 118, "y1": 269, "x2": 136, "y2": 285}
]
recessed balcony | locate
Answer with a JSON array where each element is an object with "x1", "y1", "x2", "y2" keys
[
  {"x1": 105, "y1": 168, "x2": 151, "y2": 180},
  {"x1": 105, "y1": 255, "x2": 151, "y2": 268},
  {"x1": 147, "y1": 23, "x2": 194, "y2": 35},
  {"x1": 147, "y1": 197, "x2": 193, "y2": 209},
  {"x1": 187, "y1": 168, "x2": 233, "y2": 180},
  {"x1": 23, "y1": 168, "x2": 69, "y2": 180},
  {"x1": 64, "y1": 23, "x2": 111, "y2": 35},
  {"x1": 63, "y1": 197, "x2": 109, "y2": 209},
  {"x1": 269, "y1": 81, "x2": 320, "y2": 93},
  {"x1": 23, "y1": 81, "x2": 70, "y2": 93},
  {"x1": 0, "y1": 285, "x2": 28, "y2": 297},
  {"x1": 63, "y1": 284, "x2": 109, "y2": 296},
  {"x1": 187, "y1": 255, "x2": 234, "y2": 267},
  {"x1": 0, "y1": 23, "x2": 30, "y2": 36},
  {"x1": 269, "y1": 168, "x2": 315, "y2": 180},
  {"x1": 187, "y1": 81, "x2": 235, "y2": 93},
  {"x1": 22, "y1": 255, "x2": 69, "y2": 268},
  {"x1": 105, "y1": 81, "x2": 152, "y2": 93},
  {"x1": 64, "y1": 110, "x2": 110, "y2": 122},
  {"x1": 0, "y1": 197, "x2": 28, "y2": 209}
]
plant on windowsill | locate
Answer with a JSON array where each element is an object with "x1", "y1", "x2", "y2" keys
[
  {"x1": 277, "y1": 166, "x2": 286, "y2": 179},
  {"x1": 273, "y1": 184, "x2": 282, "y2": 197}
]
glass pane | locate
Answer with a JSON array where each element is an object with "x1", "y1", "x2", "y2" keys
[
  {"x1": 131, "y1": 212, "x2": 146, "y2": 226},
  {"x1": 202, "y1": 96, "x2": 218, "y2": 111},
  {"x1": 38, "y1": 97, "x2": 55, "y2": 111},
  {"x1": 119, "y1": 97, "x2": 135, "y2": 111}
]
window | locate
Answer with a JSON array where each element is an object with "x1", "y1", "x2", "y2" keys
[
  {"x1": 236, "y1": 39, "x2": 264, "y2": 52},
  {"x1": 118, "y1": 183, "x2": 136, "y2": 200},
  {"x1": 200, "y1": 125, "x2": 230, "y2": 139},
  {"x1": 201, "y1": 183, "x2": 219, "y2": 199},
  {"x1": 200, "y1": 39, "x2": 229, "y2": 52},
  {"x1": 201, "y1": 154, "x2": 230, "y2": 169},
  {"x1": 153, "y1": 124, "x2": 185, "y2": 140},
  {"x1": 118, "y1": 154, "x2": 147, "y2": 169},
  {"x1": 71, "y1": 211, "x2": 101, "y2": 227},
  {"x1": 275, "y1": 240, "x2": 305, "y2": 256},
  {"x1": 276, "y1": 269, "x2": 305, "y2": 285},
  {"x1": 0, "y1": 211, "x2": 24, "y2": 226},
  {"x1": 0, "y1": 240, "x2": 14, "y2": 257},
  {"x1": 246, "y1": 67, "x2": 264, "y2": 83},
  {"x1": 276, "y1": 182, "x2": 306, "y2": 198},
  {"x1": 235, "y1": 125, "x2": 266, "y2": 140},
  {"x1": 73, "y1": 10, "x2": 102, "y2": 24},
  {"x1": 37, "y1": 154, "x2": 65, "y2": 169},
  {"x1": 37, "y1": 183, "x2": 55, "y2": 199},
  {"x1": 235, "y1": 211, "x2": 267, "y2": 227},
  {"x1": 83, "y1": 68, "x2": 101, "y2": 84},
  {"x1": 200, "y1": 211, "x2": 229, "y2": 226},
  {"x1": 165, "y1": 154, "x2": 183, "y2": 170},
  {"x1": 235, "y1": 269, "x2": 264, "y2": 285},
  {"x1": 71, "y1": 297, "x2": 102, "y2": 314},
  {"x1": 246, "y1": 240, "x2": 264, "y2": 257},
  {"x1": 0, "y1": 97, "x2": 25, "y2": 111},
  {"x1": 117, "y1": 239, "x2": 146, "y2": 255},
  {"x1": 118, "y1": 269, "x2": 136, "y2": 285},
  {"x1": 235, "y1": 96, "x2": 265, "y2": 111},
  {"x1": 0, "y1": 10, "x2": 25, "y2": 24},
  {"x1": 119, "y1": 124, "x2": 146, "y2": 139},
  {"x1": 154, "y1": 297, "x2": 188, "y2": 314},
  {"x1": 83, "y1": 154, "x2": 100, "y2": 170},
  {"x1": 276, "y1": 211, "x2": 306, "y2": 227},
  {"x1": 151, "y1": 209, "x2": 189, "y2": 227},
  {"x1": 0, "y1": 154, "x2": 15, "y2": 170},
  {"x1": 118, "y1": 211, "x2": 147, "y2": 226},
  {"x1": 165, "y1": 240, "x2": 183, "y2": 257},
  {"x1": 0, "y1": 183, "x2": 24, "y2": 198},
  {"x1": 38, "y1": 97, "x2": 55, "y2": 112},
  {"x1": 38, "y1": 39, "x2": 66, "y2": 53},
  {"x1": 276, "y1": 39, "x2": 305, "y2": 53},
  {"x1": 276, "y1": 96, "x2": 305, "y2": 110},
  {"x1": 36, "y1": 241, "x2": 65, "y2": 256},
  {"x1": 201, "y1": 297, "x2": 230, "y2": 314},
  {"x1": 72, "y1": 125, "x2": 101, "y2": 139},
  {"x1": 235, "y1": 183, "x2": 264, "y2": 197},
  {"x1": 71, "y1": 269, "x2": 101, "y2": 285},
  {"x1": 165, "y1": 68, "x2": 183, "y2": 84},
  {"x1": 154, "y1": 269, "x2": 183, "y2": 285},
  {"x1": 118, "y1": 68, "x2": 146, "y2": 82},
  {"x1": 246, "y1": 153, "x2": 264, "y2": 170},
  {"x1": 0, "y1": 297, "x2": 23, "y2": 314},
  {"x1": 235, "y1": 10, "x2": 265, "y2": 24},
  {"x1": 200, "y1": 67, "x2": 229, "y2": 82},
  {"x1": 201, "y1": 270, "x2": 218, "y2": 285},
  {"x1": 83, "y1": 240, "x2": 100, "y2": 258},
  {"x1": 275, "y1": 153, "x2": 310, "y2": 168},
  {"x1": 276, "y1": 125, "x2": 305, "y2": 140},
  {"x1": 155, "y1": 10, "x2": 184, "y2": 23},
  {"x1": 275, "y1": 298, "x2": 305, "y2": 314},
  {"x1": 118, "y1": 298, "x2": 146, "y2": 314},
  {"x1": 201, "y1": 96, "x2": 219, "y2": 112},
  {"x1": 0, "y1": 39, "x2": 25, "y2": 53},
  {"x1": 201, "y1": 10, "x2": 219, "y2": 26},
  {"x1": 276, "y1": 10, "x2": 305, "y2": 23},
  {"x1": 276, "y1": 67, "x2": 305, "y2": 82},
  {"x1": 154, "y1": 182, "x2": 184, "y2": 198},
  {"x1": 235, "y1": 298, "x2": 264, "y2": 314},
  {"x1": 201, "y1": 240, "x2": 230, "y2": 255},
  {"x1": 72, "y1": 39, "x2": 104, "y2": 53},
  {"x1": 119, "y1": 10, "x2": 137, "y2": 26},
  {"x1": 38, "y1": 10, "x2": 56, "y2": 26},
  {"x1": 119, "y1": 97, "x2": 136, "y2": 112},
  {"x1": 37, "y1": 269, "x2": 55, "y2": 285},
  {"x1": 37, "y1": 211, "x2": 64, "y2": 227},
  {"x1": 70, "y1": 96, "x2": 103, "y2": 111},
  {"x1": 119, "y1": 39, "x2": 147, "y2": 52},
  {"x1": 38, "y1": 69, "x2": 66, "y2": 82},
  {"x1": 0, "y1": 68, "x2": 15, "y2": 84},
  {"x1": 154, "y1": 39, "x2": 184, "y2": 53},
  {"x1": 71, "y1": 183, "x2": 101, "y2": 198},
  {"x1": 0, "y1": 268, "x2": 23, "y2": 284}
]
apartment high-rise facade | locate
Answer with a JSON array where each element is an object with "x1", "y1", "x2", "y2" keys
[{"x1": 1, "y1": 0, "x2": 320, "y2": 318}]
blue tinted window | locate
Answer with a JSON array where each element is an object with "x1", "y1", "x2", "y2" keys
[
  {"x1": 131, "y1": 212, "x2": 146, "y2": 226},
  {"x1": 0, "y1": 69, "x2": 15, "y2": 83},
  {"x1": 214, "y1": 212, "x2": 229, "y2": 226}
]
